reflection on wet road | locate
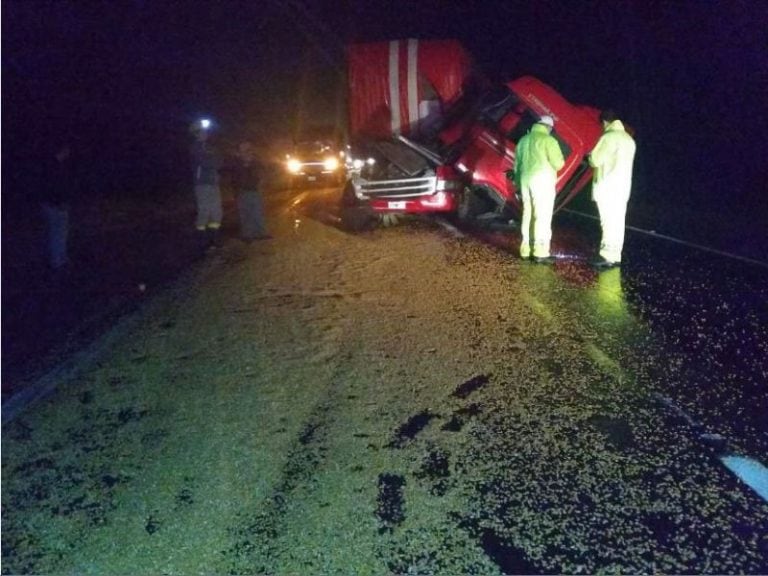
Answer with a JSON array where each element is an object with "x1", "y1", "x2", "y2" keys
[{"x1": 297, "y1": 186, "x2": 768, "y2": 497}]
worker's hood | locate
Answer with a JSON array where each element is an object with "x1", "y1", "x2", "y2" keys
[{"x1": 605, "y1": 119, "x2": 626, "y2": 133}]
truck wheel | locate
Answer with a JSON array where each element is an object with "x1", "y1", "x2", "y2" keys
[
  {"x1": 457, "y1": 187, "x2": 490, "y2": 223},
  {"x1": 341, "y1": 181, "x2": 359, "y2": 207},
  {"x1": 340, "y1": 182, "x2": 378, "y2": 231}
]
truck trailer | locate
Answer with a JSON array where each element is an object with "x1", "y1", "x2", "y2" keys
[{"x1": 342, "y1": 39, "x2": 604, "y2": 226}]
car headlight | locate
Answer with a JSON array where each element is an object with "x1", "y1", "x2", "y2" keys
[
  {"x1": 323, "y1": 157, "x2": 339, "y2": 171},
  {"x1": 287, "y1": 159, "x2": 302, "y2": 173}
]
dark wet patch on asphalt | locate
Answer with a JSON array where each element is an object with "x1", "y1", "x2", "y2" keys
[
  {"x1": 117, "y1": 406, "x2": 148, "y2": 424},
  {"x1": 298, "y1": 421, "x2": 320, "y2": 445},
  {"x1": 451, "y1": 510, "x2": 545, "y2": 575},
  {"x1": 451, "y1": 373, "x2": 491, "y2": 399},
  {"x1": 376, "y1": 473, "x2": 406, "y2": 532},
  {"x1": 387, "y1": 410, "x2": 439, "y2": 448},
  {"x1": 586, "y1": 414, "x2": 636, "y2": 450},
  {"x1": 414, "y1": 445, "x2": 451, "y2": 496},
  {"x1": 175, "y1": 487, "x2": 195, "y2": 506},
  {"x1": 145, "y1": 514, "x2": 162, "y2": 535},
  {"x1": 441, "y1": 403, "x2": 482, "y2": 432},
  {"x1": 100, "y1": 473, "x2": 127, "y2": 488},
  {"x1": 478, "y1": 528, "x2": 547, "y2": 575}
]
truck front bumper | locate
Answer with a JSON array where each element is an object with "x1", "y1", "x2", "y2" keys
[{"x1": 352, "y1": 175, "x2": 461, "y2": 213}]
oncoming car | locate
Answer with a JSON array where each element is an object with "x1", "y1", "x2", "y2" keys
[{"x1": 285, "y1": 140, "x2": 345, "y2": 187}]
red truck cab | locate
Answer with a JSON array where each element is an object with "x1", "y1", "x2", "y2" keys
[
  {"x1": 344, "y1": 39, "x2": 603, "y2": 224},
  {"x1": 448, "y1": 76, "x2": 603, "y2": 220}
]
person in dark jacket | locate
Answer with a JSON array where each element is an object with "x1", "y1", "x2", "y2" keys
[
  {"x1": 190, "y1": 121, "x2": 222, "y2": 245},
  {"x1": 40, "y1": 144, "x2": 76, "y2": 270},
  {"x1": 231, "y1": 140, "x2": 269, "y2": 241}
]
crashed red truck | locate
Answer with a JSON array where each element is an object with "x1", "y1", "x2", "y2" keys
[{"x1": 342, "y1": 39, "x2": 604, "y2": 226}]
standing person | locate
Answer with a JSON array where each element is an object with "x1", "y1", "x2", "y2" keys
[
  {"x1": 40, "y1": 143, "x2": 76, "y2": 271},
  {"x1": 231, "y1": 140, "x2": 270, "y2": 241},
  {"x1": 588, "y1": 110, "x2": 636, "y2": 269},
  {"x1": 190, "y1": 119, "x2": 222, "y2": 246},
  {"x1": 513, "y1": 115, "x2": 565, "y2": 264}
]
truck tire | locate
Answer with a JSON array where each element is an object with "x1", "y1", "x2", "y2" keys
[
  {"x1": 457, "y1": 186, "x2": 493, "y2": 223},
  {"x1": 341, "y1": 181, "x2": 359, "y2": 207},
  {"x1": 340, "y1": 181, "x2": 378, "y2": 232}
]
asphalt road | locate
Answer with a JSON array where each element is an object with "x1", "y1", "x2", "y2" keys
[{"x1": 3, "y1": 184, "x2": 767, "y2": 574}]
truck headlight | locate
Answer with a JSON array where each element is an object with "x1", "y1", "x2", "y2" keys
[
  {"x1": 323, "y1": 157, "x2": 339, "y2": 171},
  {"x1": 287, "y1": 159, "x2": 302, "y2": 173}
]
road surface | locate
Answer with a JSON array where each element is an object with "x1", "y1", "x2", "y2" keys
[{"x1": 3, "y1": 184, "x2": 767, "y2": 574}]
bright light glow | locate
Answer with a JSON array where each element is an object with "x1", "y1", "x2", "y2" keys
[
  {"x1": 323, "y1": 157, "x2": 339, "y2": 171},
  {"x1": 287, "y1": 159, "x2": 302, "y2": 173},
  {"x1": 420, "y1": 191, "x2": 448, "y2": 208},
  {"x1": 436, "y1": 179, "x2": 461, "y2": 191},
  {"x1": 352, "y1": 159, "x2": 364, "y2": 169},
  {"x1": 366, "y1": 158, "x2": 376, "y2": 165},
  {"x1": 456, "y1": 162, "x2": 468, "y2": 173},
  {"x1": 720, "y1": 455, "x2": 768, "y2": 502},
  {"x1": 200, "y1": 118, "x2": 211, "y2": 129}
]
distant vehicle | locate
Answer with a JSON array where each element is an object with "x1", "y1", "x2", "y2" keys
[
  {"x1": 285, "y1": 140, "x2": 344, "y2": 187},
  {"x1": 342, "y1": 39, "x2": 604, "y2": 226}
]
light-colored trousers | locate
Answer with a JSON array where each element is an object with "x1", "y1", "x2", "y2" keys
[
  {"x1": 194, "y1": 184, "x2": 222, "y2": 230},
  {"x1": 519, "y1": 175, "x2": 556, "y2": 259},
  {"x1": 594, "y1": 183, "x2": 630, "y2": 263}
]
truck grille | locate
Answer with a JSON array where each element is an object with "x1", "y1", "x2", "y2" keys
[{"x1": 357, "y1": 176, "x2": 437, "y2": 199}]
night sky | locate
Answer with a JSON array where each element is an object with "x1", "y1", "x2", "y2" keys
[{"x1": 3, "y1": 0, "x2": 767, "y2": 227}]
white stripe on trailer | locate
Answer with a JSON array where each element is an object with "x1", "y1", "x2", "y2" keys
[
  {"x1": 388, "y1": 40, "x2": 401, "y2": 135},
  {"x1": 407, "y1": 38, "x2": 419, "y2": 132}
]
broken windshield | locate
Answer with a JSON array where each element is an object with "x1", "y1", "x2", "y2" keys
[{"x1": 506, "y1": 109, "x2": 572, "y2": 159}]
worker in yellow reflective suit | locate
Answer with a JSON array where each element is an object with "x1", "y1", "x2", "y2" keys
[
  {"x1": 513, "y1": 115, "x2": 565, "y2": 263},
  {"x1": 588, "y1": 110, "x2": 636, "y2": 268}
]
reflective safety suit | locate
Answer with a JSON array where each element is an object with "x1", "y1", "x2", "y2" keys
[
  {"x1": 514, "y1": 123, "x2": 565, "y2": 258},
  {"x1": 589, "y1": 119, "x2": 636, "y2": 263}
]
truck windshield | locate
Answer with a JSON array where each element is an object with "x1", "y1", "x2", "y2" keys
[
  {"x1": 478, "y1": 86, "x2": 520, "y2": 125},
  {"x1": 295, "y1": 141, "x2": 335, "y2": 156},
  {"x1": 505, "y1": 110, "x2": 572, "y2": 159}
]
